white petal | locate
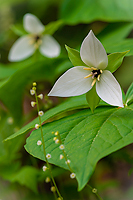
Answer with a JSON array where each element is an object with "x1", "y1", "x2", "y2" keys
[
  {"x1": 96, "y1": 70, "x2": 124, "y2": 107},
  {"x1": 8, "y1": 36, "x2": 35, "y2": 62},
  {"x1": 80, "y1": 30, "x2": 108, "y2": 69},
  {"x1": 48, "y1": 66, "x2": 92, "y2": 97},
  {"x1": 23, "y1": 13, "x2": 45, "y2": 34},
  {"x1": 39, "y1": 35, "x2": 60, "y2": 58}
]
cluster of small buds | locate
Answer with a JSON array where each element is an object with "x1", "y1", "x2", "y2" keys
[
  {"x1": 46, "y1": 153, "x2": 51, "y2": 159},
  {"x1": 30, "y1": 89, "x2": 35, "y2": 95},
  {"x1": 55, "y1": 139, "x2": 60, "y2": 144},
  {"x1": 70, "y1": 173, "x2": 76, "y2": 179},
  {"x1": 59, "y1": 144, "x2": 64, "y2": 150},
  {"x1": 38, "y1": 94, "x2": 43, "y2": 99},
  {"x1": 38, "y1": 110, "x2": 44, "y2": 116},
  {"x1": 51, "y1": 186, "x2": 56, "y2": 192},
  {"x1": 7, "y1": 117, "x2": 14, "y2": 125},
  {"x1": 45, "y1": 177, "x2": 51, "y2": 183},
  {"x1": 35, "y1": 124, "x2": 40, "y2": 129},
  {"x1": 42, "y1": 165, "x2": 47, "y2": 172},
  {"x1": 65, "y1": 160, "x2": 71, "y2": 164},
  {"x1": 37, "y1": 140, "x2": 42, "y2": 145},
  {"x1": 31, "y1": 101, "x2": 36, "y2": 107},
  {"x1": 60, "y1": 154, "x2": 64, "y2": 160},
  {"x1": 92, "y1": 188, "x2": 97, "y2": 193}
]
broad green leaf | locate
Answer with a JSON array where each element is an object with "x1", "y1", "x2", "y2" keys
[
  {"x1": 0, "y1": 64, "x2": 17, "y2": 79},
  {"x1": 65, "y1": 45, "x2": 85, "y2": 66},
  {"x1": 98, "y1": 22, "x2": 133, "y2": 45},
  {"x1": 4, "y1": 95, "x2": 88, "y2": 141},
  {"x1": 59, "y1": 0, "x2": 133, "y2": 25},
  {"x1": 44, "y1": 20, "x2": 64, "y2": 35},
  {"x1": 86, "y1": 85, "x2": 100, "y2": 112},
  {"x1": 125, "y1": 82, "x2": 133, "y2": 105},
  {"x1": 25, "y1": 104, "x2": 133, "y2": 191},
  {"x1": 104, "y1": 39, "x2": 133, "y2": 56},
  {"x1": 106, "y1": 51, "x2": 129, "y2": 73}
]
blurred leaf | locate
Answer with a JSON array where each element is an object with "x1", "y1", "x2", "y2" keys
[
  {"x1": 104, "y1": 39, "x2": 133, "y2": 56},
  {"x1": 44, "y1": 20, "x2": 64, "y2": 35},
  {"x1": 86, "y1": 85, "x2": 100, "y2": 112},
  {"x1": 106, "y1": 51, "x2": 129, "y2": 73},
  {"x1": 98, "y1": 22, "x2": 133, "y2": 44},
  {"x1": 25, "y1": 103, "x2": 133, "y2": 190},
  {"x1": 9, "y1": 166, "x2": 39, "y2": 193},
  {"x1": 0, "y1": 64, "x2": 17, "y2": 79},
  {"x1": 59, "y1": 0, "x2": 133, "y2": 24},
  {"x1": 65, "y1": 45, "x2": 85, "y2": 66},
  {"x1": 0, "y1": 57, "x2": 69, "y2": 121},
  {"x1": 125, "y1": 82, "x2": 133, "y2": 105},
  {"x1": 5, "y1": 94, "x2": 88, "y2": 141}
]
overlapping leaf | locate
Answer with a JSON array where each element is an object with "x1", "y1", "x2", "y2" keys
[{"x1": 25, "y1": 104, "x2": 133, "y2": 190}]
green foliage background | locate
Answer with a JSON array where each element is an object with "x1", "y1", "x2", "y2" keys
[{"x1": 0, "y1": 0, "x2": 133, "y2": 199}]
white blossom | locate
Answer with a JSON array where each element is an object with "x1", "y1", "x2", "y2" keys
[
  {"x1": 8, "y1": 13, "x2": 60, "y2": 62},
  {"x1": 48, "y1": 30, "x2": 123, "y2": 108}
]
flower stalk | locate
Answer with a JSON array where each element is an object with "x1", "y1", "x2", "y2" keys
[{"x1": 31, "y1": 83, "x2": 63, "y2": 200}]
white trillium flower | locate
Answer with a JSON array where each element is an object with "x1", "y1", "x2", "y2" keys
[
  {"x1": 8, "y1": 13, "x2": 61, "y2": 62},
  {"x1": 48, "y1": 30, "x2": 123, "y2": 107}
]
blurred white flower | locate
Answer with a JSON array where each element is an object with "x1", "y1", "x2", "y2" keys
[
  {"x1": 48, "y1": 30, "x2": 123, "y2": 107},
  {"x1": 8, "y1": 13, "x2": 61, "y2": 62}
]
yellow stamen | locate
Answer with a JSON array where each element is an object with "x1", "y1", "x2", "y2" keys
[
  {"x1": 84, "y1": 74, "x2": 92, "y2": 79},
  {"x1": 83, "y1": 67, "x2": 92, "y2": 70},
  {"x1": 97, "y1": 75, "x2": 100, "y2": 81},
  {"x1": 100, "y1": 70, "x2": 103, "y2": 73},
  {"x1": 91, "y1": 79, "x2": 96, "y2": 86},
  {"x1": 91, "y1": 67, "x2": 97, "y2": 70}
]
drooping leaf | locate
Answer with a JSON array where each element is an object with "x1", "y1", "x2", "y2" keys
[
  {"x1": 86, "y1": 85, "x2": 100, "y2": 112},
  {"x1": 59, "y1": 0, "x2": 133, "y2": 25},
  {"x1": 106, "y1": 51, "x2": 129, "y2": 73},
  {"x1": 4, "y1": 94, "x2": 88, "y2": 141},
  {"x1": 25, "y1": 104, "x2": 133, "y2": 191}
]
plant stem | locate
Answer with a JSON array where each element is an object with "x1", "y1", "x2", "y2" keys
[
  {"x1": 87, "y1": 184, "x2": 103, "y2": 200},
  {"x1": 34, "y1": 89, "x2": 63, "y2": 200}
]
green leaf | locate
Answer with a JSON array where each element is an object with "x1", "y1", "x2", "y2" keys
[
  {"x1": 125, "y1": 82, "x2": 133, "y2": 105},
  {"x1": 98, "y1": 22, "x2": 133, "y2": 45},
  {"x1": 65, "y1": 45, "x2": 85, "y2": 66},
  {"x1": 59, "y1": 0, "x2": 133, "y2": 25},
  {"x1": 86, "y1": 85, "x2": 100, "y2": 112},
  {"x1": 106, "y1": 51, "x2": 129, "y2": 73},
  {"x1": 4, "y1": 95, "x2": 88, "y2": 141},
  {"x1": 9, "y1": 166, "x2": 39, "y2": 193},
  {"x1": 25, "y1": 104, "x2": 133, "y2": 191},
  {"x1": 10, "y1": 24, "x2": 27, "y2": 36},
  {"x1": 44, "y1": 20, "x2": 64, "y2": 35},
  {"x1": 104, "y1": 39, "x2": 133, "y2": 56}
]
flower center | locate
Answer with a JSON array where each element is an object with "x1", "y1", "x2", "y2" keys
[
  {"x1": 28, "y1": 34, "x2": 42, "y2": 49},
  {"x1": 83, "y1": 67, "x2": 103, "y2": 86}
]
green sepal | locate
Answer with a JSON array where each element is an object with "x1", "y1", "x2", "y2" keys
[
  {"x1": 86, "y1": 85, "x2": 100, "y2": 112},
  {"x1": 65, "y1": 45, "x2": 85, "y2": 66},
  {"x1": 43, "y1": 20, "x2": 63, "y2": 35},
  {"x1": 106, "y1": 50, "x2": 129, "y2": 73},
  {"x1": 10, "y1": 24, "x2": 27, "y2": 36},
  {"x1": 125, "y1": 82, "x2": 133, "y2": 106}
]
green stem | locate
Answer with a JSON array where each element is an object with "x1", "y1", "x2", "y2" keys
[
  {"x1": 35, "y1": 89, "x2": 63, "y2": 200},
  {"x1": 87, "y1": 184, "x2": 103, "y2": 200}
]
